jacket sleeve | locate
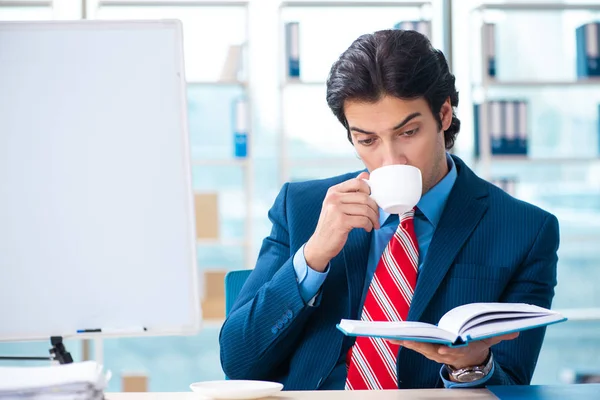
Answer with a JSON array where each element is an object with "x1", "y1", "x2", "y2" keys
[
  {"x1": 479, "y1": 213, "x2": 560, "y2": 386},
  {"x1": 219, "y1": 183, "x2": 321, "y2": 380}
]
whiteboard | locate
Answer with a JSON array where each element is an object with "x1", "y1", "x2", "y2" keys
[{"x1": 0, "y1": 20, "x2": 201, "y2": 341}]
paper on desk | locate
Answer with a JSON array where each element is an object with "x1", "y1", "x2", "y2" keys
[{"x1": 0, "y1": 361, "x2": 110, "y2": 399}]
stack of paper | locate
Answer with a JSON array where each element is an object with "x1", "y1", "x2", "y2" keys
[{"x1": 0, "y1": 361, "x2": 111, "y2": 399}]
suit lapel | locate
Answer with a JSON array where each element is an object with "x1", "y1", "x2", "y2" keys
[
  {"x1": 342, "y1": 227, "x2": 372, "y2": 319},
  {"x1": 408, "y1": 157, "x2": 489, "y2": 322}
]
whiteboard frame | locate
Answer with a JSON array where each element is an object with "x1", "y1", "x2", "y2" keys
[{"x1": 0, "y1": 19, "x2": 201, "y2": 342}]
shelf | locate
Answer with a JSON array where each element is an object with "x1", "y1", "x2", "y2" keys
[
  {"x1": 280, "y1": 1, "x2": 430, "y2": 8},
  {"x1": 475, "y1": 78, "x2": 600, "y2": 88},
  {"x1": 476, "y1": 3, "x2": 600, "y2": 12},
  {"x1": 191, "y1": 159, "x2": 249, "y2": 167},
  {"x1": 197, "y1": 238, "x2": 248, "y2": 247},
  {"x1": 474, "y1": 156, "x2": 600, "y2": 164},
  {"x1": 99, "y1": 0, "x2": 249, "y2": 7},
  {"x1": 188, "y1": 80, "x2": 247, "y2": 87},
  {"x1": 0, "y1": 0, "x2": 50, "y2": 6}
]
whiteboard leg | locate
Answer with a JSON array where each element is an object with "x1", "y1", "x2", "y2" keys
[{"x1": 94, "y1": 338, "x2": 104, "y2": 365}]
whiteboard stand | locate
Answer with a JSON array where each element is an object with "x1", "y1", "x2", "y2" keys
[
  {"x1": 95, "y1": 338, "x2": 104, "y2": 366},
  {"x1": 0, "y1": 336, "x2": 74, "y2": 364}
]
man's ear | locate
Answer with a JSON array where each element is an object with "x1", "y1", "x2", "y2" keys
[{"x1": 439, "y1": 97, "x2": 453, "y2": 131}]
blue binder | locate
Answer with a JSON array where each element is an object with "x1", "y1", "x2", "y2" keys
[
  {"x1": 285, "y1": 22, "x2": 300, "y2": 78},
  {"x1": 576, "y1": 22, "x2": 600, "y2": 78},
  {"x1": 232, "y1": 97, "x2": 248, "y2": 158}
]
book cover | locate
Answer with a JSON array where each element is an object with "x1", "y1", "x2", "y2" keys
[{"x1": 337, "y1": 303, "x2": 566, "y2": 348}]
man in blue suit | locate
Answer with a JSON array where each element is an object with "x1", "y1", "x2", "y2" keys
[{"x1": 220, "y1": 30, "x2": 559, "y2": 390}]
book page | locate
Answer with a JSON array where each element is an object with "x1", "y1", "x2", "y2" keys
[
  {"x1": 462, "y1": 313, "x2": 565, "y2": 341},
  {"x1": 459, "y1": 311, "x2": 549, "y2": 334},
  {"x1": 438, "y1": 303, "x2": 554, "y2": 335}
]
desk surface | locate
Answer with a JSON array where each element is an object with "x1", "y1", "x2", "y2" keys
[{"x1": 106, "y1": 389, "x2": 497, "y2": 399}]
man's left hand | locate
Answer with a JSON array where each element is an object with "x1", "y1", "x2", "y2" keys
[{"x1": 390, "y1": 332, "x2": 519, "y2": 369}]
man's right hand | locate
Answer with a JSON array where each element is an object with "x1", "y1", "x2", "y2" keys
[{"x1": 304, "y1": 172, "x2": 380, "y2": 272}]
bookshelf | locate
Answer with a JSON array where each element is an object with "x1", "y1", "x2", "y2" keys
[
  {"x1": 469, "y1": 2, "x2": 600, "y2": 328},
  {"x1": 276, "y1": 0, "x2": 445, "y2": 185},
  {"x1": 471, "y1": 2, "x2": 600, "y2": 181}
]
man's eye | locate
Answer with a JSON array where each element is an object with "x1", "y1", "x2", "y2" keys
[
  {"x1": 358, "y1": 138, "x2": 375, "y2": 146},
  {"x1": 402, "y1": 128, "x2": 419, "y2": 137}
]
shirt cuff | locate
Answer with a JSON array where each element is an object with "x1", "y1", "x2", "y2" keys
[
  {"x1": 439, "y1": 360, "x2": 495, "y2": 388},
  {"x1": 292, "y1": 243, "x2": 329, "y2": 304}
]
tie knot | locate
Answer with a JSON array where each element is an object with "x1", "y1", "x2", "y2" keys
[{"x1": 400, "y1": 207, "x2": 417, "y2": 221}]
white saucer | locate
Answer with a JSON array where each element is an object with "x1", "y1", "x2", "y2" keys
[{"x1": 189, "y1": 380, "x2": 284, "y2": 399}]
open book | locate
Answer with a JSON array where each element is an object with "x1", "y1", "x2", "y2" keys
[{"x1": 337, "y1": 303, "x2": 567, "y2": 347}]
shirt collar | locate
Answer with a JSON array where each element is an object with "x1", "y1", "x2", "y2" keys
[{"x1": 379, "y1": 153, "x2": 457, "y2": 227}]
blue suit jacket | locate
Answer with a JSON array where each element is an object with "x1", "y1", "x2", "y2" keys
[{"x1": 219, "y1": 155, "x2": 559, "y2": 390}]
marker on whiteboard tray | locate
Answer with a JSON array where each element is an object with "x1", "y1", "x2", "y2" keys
[
  {"x1": 77, "y1": 327, "x2": 147, "y2": 334},
  {"x1": 77, "y1": 328, "x2": 101, "y2": 333}
]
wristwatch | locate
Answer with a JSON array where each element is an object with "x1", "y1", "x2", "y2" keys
[{"x1": 445, "y1": 351, "x2": 494, "y2": 383}]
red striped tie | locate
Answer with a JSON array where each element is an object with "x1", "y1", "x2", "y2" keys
[{"x1": 345, "y1": 209, "x2": 419, "y2": 390}]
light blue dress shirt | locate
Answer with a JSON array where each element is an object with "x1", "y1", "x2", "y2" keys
[{"x1": 292, "y1": 154, "x2": 494, "y2": 388}]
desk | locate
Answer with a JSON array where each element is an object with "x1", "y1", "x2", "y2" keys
[{"x1": 107, "y1": 389, "x2": 497, "y2": 399}]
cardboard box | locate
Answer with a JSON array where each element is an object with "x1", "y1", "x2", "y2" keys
[
  {"x1": 201, "y1": 270, "x2": 227, "y2": 320},
  {"x1": 122, "y1": 374, "x2": 148, "y2": 392},
  {"x1": 194, "y1": 193, "x2": 219, "y2": 240}
]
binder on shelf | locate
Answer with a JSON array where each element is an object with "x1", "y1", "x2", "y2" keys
[
  {"x1": 474, "y1": 101, "x2": 528, "y2": 157},
  {"x1": 504, "y1": 101, "x2": 517, "y2": 154},
  {"x1": 393, "y1": 20, "x2": 431, "y2": 39},
  {"x1": 490, "y1": 101, "x2": 503, "y2": 154},
  {"x1": 233, "y1": 97, "x2": 248, "y2": 158},
  {"x1": 516, "y1": 101, "x2": 528, "y2": 155},
  {"x1": 285, "y1": 22, "x2": 300, "y2": 79},
  {"x1": 576, "y1": 22, "x2": 600, "y2": 78},
  {"x1": 482, "y1": 23, "x2": 496, "y2": 78}
]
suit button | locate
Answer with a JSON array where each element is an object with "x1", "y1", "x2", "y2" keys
[
  {"x1": 286, "y1": 310, "x2": 293, "y2": 319},
  {"x1": 282, "y1": 316, "x2": 289, "y2": 324},
  {"x1": 276, "y1": 320, "x2": 284, "y2": 329},
  {"x1": 271, "y1": 326, "x2": 278, "y2": 334}
]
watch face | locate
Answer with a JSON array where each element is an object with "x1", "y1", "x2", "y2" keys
[{"x1": 456, "y1": 371, "x2": 487, "y2": 383}]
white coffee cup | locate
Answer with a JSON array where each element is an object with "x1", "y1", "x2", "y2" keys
[{"x1": 362, "y1": 165, "x2": 422, "y2": 215}]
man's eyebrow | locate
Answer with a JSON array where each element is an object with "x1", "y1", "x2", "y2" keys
[{"x1": 349, "y1": 112, "x2": 422, "y2": 135}]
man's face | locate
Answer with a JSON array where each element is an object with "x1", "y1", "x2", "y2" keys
[{"x1": 344, "y1": 95, "x2": 452, "y2": 195}]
